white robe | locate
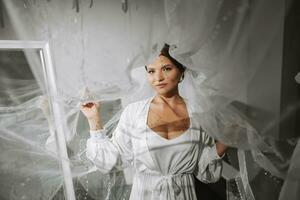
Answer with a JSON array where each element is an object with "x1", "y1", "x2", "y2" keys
[{"x1": 86, "y1": 96, "x2": 224, "y2": 200}]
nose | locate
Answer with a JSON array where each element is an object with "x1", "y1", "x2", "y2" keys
[{"x1": 154, "y1": 70, "x2": 164, "y2": 82}]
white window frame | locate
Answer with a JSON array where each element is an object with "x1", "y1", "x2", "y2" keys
[{"x1": 0, "y1": 40, "x2": 76, "y2": 200}]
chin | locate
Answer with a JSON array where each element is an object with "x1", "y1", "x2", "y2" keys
[
  {"x1": 156, "y1": 89, "x2": 173, "y2": 96},
  {"x1": 155, "y1": 90, "x2": 166, "y2": 95}
]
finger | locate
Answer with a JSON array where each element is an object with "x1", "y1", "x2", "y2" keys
[
  {"x1": 81, "y1": 102, "x2": 93, "y2": 107},
  {"x1": 80, "y1": 104, "x2": 88, "y2": 109},
  {"x1": 95, "y1": 102, "x2": 100, "y2": 108},
  {"x1": 86, "y1": 102, "x2": 95, "y2": 108}
]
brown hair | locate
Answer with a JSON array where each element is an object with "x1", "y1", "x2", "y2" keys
[
  {"x1": 145, "y1": 43, "x2": 186, "y2": 80},
  {"x1": 159, "y1": 43, "x2": 186, "y2": 73}
]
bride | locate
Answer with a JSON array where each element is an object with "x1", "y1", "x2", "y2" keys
[{"x1": 80, "y1": 43, "x2": 229, "y2": 200}]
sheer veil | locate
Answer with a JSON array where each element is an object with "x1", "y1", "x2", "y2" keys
[{"x1": 0, "y1": 0, "x2": 299, "y2": 200}]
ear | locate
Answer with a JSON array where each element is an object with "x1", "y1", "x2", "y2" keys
[{"x1": 179, "y1": 73, "x2": 184, "y2": 83}]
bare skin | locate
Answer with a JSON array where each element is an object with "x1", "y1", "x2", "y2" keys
[
  {"x1": 80, "y1": 55, "x2": 228, "y2": 157},
  {"x1": 145, "y1": 55, "x2": 190, "y2": 140}
]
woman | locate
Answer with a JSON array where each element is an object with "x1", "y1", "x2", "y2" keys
[{"x1": 80, "y1": 44, "x2": 229, "y2": 200}]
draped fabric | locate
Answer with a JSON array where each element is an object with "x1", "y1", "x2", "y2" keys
[{"x1": 0, "y1": 0, "x2": 299, "y2": 200}]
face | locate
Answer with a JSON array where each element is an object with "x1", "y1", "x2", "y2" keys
[{"x1": 146, "y1": 55, "x2": 182, "y2": 95}]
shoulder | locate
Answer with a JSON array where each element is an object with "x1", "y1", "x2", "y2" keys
[
  {"x1": 125, "y1": 97, "x2": 150, "y2": 110},
  {"x1": 122, "y1": 97, "x2": 151, "y2": 117}
]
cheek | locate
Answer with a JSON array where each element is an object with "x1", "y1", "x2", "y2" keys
[
  {"x1": 165, "y1": 70, "x2": 181, "y2": 82},
  {"x1": 147, "y1": 75, "x2": 154, "y2": 84}
]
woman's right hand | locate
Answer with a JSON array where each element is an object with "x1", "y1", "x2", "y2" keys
[{"x1": 80, "y1": 102, "x2": 101, "y2": 120}]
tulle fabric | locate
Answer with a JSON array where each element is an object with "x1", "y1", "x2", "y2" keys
[{"x1": 0, "y1": 0, "x2": 299, "y2": 199}]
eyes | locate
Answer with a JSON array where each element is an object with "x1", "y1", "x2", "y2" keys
[{"x1": 147, "y1": 66, "x2": 172, "y2": 74}]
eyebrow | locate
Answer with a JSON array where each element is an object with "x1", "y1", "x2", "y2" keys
[
  {"x1": 145, "y1": 66, "x2": 154, "y2": 70},
  {"x1": 162, "y1": 64, "x2": 173, "y2": 68},
  {"x1": 146, "y1": 64, "x2": 173, "y2": 70}
]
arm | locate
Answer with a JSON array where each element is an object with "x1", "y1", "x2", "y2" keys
[
  {"x1": 81, "y1": 101, "x2": 104, "y2": 131},
  {"x1": 81, "y1": 102, "x2": 133, "y2": 173},
  {"x1": 194, "y1": 129, "x2": 226, "y2": 183}
]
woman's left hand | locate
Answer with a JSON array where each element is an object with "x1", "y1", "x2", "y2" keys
[{"x1": 216, "y1": 141, "x2": 229, "y2": 157}]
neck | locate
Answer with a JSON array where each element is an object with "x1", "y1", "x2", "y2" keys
[{"x1": 155, "y1": 88, "x2": 183, "y2": 104}]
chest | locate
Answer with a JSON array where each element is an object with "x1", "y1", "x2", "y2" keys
[
  {"x1": 146, "y1": 103, "x2": 190, "y2": 140},
  {"x1": 129, "y1": 101, "x2": 202, "y2": 171}
]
